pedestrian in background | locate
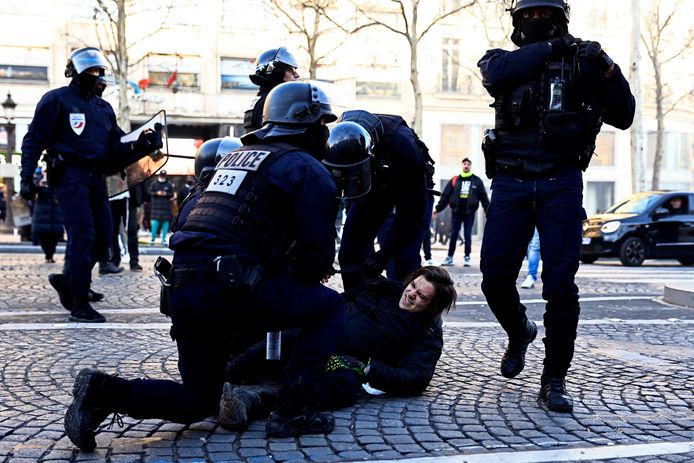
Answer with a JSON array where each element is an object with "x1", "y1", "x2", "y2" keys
[
  {"x1": 127, "y1": 183, "x2": 146, "y2": 271},
  {"x1": 521, "y1": 228, "x2": 540, "y2": 289},
  {"x1": 478, "y1": 0, "x2": 634, "y2": 412},
  {"x1": 149, "y1": 170, "x2": 173, "y2": 246},
  {"x1": 434, "y1": 157, "x2": 489, "y2": 267},
  {"x1": 31, "y1": 168, "x2": 64, "y2": 264}
]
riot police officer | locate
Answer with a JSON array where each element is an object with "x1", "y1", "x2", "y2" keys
[
  {"x1": 64, "y1": 82, "x2": 344, "y2": 451},
  {"x1": 330, "y1": 111, "x2": 434, "y2": 290},
  {"x1": 477, "y1": 0, "x2": 635, "y2": 412},
  {"x1": 243, "y1": 46, "x2": 300, "y2": 133},
  {"x1": 20, "y1": 47, "x2": 162, "y2": 323}
]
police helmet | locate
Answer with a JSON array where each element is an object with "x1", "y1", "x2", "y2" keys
[
  {"x1": 338, "y1": 110, "x2": 385, "y2": 146},
  {"x1": 258, "y1": 81, "x2": 336, "y2": 135},
  {"x1": 510, "y1": 0, "x2": 570, "y2": 25},
  {"x1": 323, "y1": 122, "x2": 373, "y2": 199},
  {"x1": 64, "y1": 47, "x2": 109, "y2": 78},
  {"x1": 250, "y1": 47, "x2": 299, "y2": 86},
  {"x1": 194, "y1": 137, "x2": 243, "y2": 184}
]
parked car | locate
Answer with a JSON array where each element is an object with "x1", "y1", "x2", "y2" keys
[{"x1": 581, "y1": 191, "x2": 694, "y2": 266}]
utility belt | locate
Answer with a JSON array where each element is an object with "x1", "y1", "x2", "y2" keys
[
  {"x1": 154, "y1": 255, "x2": 264, "y2": 316},
  {"x1": 45, "y1": 152, "x2": 103, "y2": 187},
  {"x1": 494, "y1": 157, "x2": 577, "y2": 179}
]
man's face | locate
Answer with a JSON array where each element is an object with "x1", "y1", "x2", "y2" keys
[
  {"x1": 670, "y1": 198, "x2": 682, "y2": 209},
  {"x1": 521, "y1": 7, "x2": 553, "y2": 20},
  {"x1": 284, "y1": 67, "x2": 300, "y2": 82},
  {"x1": 399, "y1": 276, "x2": 436, "y2": 314},
  {"x1": 462, "y1": 160, "x2": 472, "y2": 173}
]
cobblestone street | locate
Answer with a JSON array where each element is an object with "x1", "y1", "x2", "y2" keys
[{"x1": 0, "y1": 249, "x2": 693, "y2": 462}]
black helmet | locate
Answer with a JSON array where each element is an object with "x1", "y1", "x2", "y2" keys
[
  {"x1": 510, "y1": 0, "x2": 570, "y2": 24},
  {"x1": 323, "y1": 122, "x2": 373, "y2": 199},
  {"x1": 64, "y1": 47, "x2": 109, "y2": 78},
  {"x1": 194, "y1": 137, "x2": 242, "y2": 184},
  {"x1": 249, "y1": 47, "x2": 299, "y2": 86},
  {"x1": 338, "y1": 110, "x2": 384, "y2": 146}
]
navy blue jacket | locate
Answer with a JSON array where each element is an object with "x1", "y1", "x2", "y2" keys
[
  {"x1": 21, "y1": 81, "x2": 131, "y2": 178},
  {"x1": 170, "y1": 147, "x2": 338, "y2": 281},
  {"x1": 477, "y1": 41, "x2": 635, "y2": 161}
]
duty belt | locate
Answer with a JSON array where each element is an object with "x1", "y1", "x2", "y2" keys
[{"x1": 169, "y1": 266, "x2": 217, "y2": 287}]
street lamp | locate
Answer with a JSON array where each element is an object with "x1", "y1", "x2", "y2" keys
[{"x1": 1, "y1": 91, "x2": 17, "y2": 232}]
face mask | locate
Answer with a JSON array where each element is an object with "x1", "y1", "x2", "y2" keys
[
  {"x1": 74, "y1": 72, "x2": 99, "y2": 93},
  {"x1": 520, "y1": 18, "x2": 557, "y2": 43}
]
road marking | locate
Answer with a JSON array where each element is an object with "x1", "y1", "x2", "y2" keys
[
  {"x1": 352, "y1": 441, "x2": 694, "y2": 463},
  {"x1": 456, "y1": 296, "x2": 656, "y2": 306},
  {"x1": 444, "y1": 319, "x2": 694, "y2": 328}
]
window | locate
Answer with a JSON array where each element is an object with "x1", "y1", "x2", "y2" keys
[
  {"x1": 586, "y1": 182, "x2": 615, "y2": 215},
  {"x1": 592, "y1": 131, "x2": 614, "y2": 166},
  {"x1": 440, "y1": 125, "x2": 470, "y2": 166},
  {"x1": 355, "y1": 81, "x2": 400, "y2": 98},
  {"x1": 220, "y1": 58, "x2": 256, "y2": 91},
  {"x1": 148, "y1": 54, "x2": 200, "y2": 90},
  {"x1": 646, "y1": 131, "x2": 692, "y2": 170},
  {"x1": 441, "y1": 38, "x2": 460, "y2": 93},
  {"x1": 0, "y1": 64, "x2": 47, "y2": 82}
]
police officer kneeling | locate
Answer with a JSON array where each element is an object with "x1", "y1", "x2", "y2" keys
[
  {"x1": 64, "y1": 82, "x2": 344, "y2": 450},
  {"x1": 477, "y1": 0, "x2": 635, "y2": 412}
]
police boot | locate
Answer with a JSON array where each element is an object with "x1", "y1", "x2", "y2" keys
[
  {"x1": 99, "y1": 262, "x2": 124, "y2": 275},
  {"x1": 48, "y1": 273, "x2": 73, "y2": 312},
  {"x1": 500, "y1": 320, "x2": 537, "y2": 378},
  {"x1": 70, "y1": 296, "x2": 106, "y2": 323},
  {"x1": 218, "y1": 383, "x2": 274, "y2": 431},
  {"x1": 539, "y1": 375, "x2": 574, "y2": 413},
  {"x1": 87, "y1": 289, "x2": 105, "y2": 303},
  {"x1": 64, "y1": 368, "x2": 129, "y2": 452}
]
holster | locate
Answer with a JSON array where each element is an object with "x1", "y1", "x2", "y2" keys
[
  {"x1": 45, "y1": 153, "x2": 66, "y2": 187},
  {"x1": 481, "y1": 129, "x2": 497, "y2": 179},
  {"x1": 154, "y1": 256, "x2": 172, "y2": 316},
  {"x1": 215, "y1": 255, "x2": 264, "y2": 293}
]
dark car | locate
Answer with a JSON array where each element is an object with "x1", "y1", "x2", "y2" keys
[{"x1": 581, "y1": 191, "x2": 694, "y2": 266}]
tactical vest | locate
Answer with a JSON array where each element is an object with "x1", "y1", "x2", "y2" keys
[
  {"x1": 492, "y1": 56, "x2": 602, "y2": 168},
  {"x1": 377, "y1": 115, "x2": 436, "y2": 190},
  {"x1": 181, "y1": 143, "x2": 294, "y2": 263}
]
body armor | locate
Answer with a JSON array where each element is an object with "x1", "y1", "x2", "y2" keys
[{"x1": 182, "y1": 143, "x2": 295, "y2": 264}]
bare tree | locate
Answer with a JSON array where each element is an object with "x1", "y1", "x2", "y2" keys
[
  {"x1": 349, "y1": 0, "x2": 476, "y2": 135},
  {"x1": 267, "y1": 0, "x2": 354, "y2": 79},
  {"x1": 641, "y1": 0, "x2": 694, "y2": 190}
]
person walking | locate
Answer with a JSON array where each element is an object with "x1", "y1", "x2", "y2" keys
[
  {"x1": 477, "y1": 0, "x2": 635, "y2": 412},
  {"x1": 19, "y1": 47, "x2": 162, "y2": 322},
  {"x1": 31, "y1": 169, "x2": 64, "y2": 263},
  {"x1": 149, "y1": 170, "x2": 173, "y2": 246},
  {"x1": 434, "y1": 157, "x2": 489, "y2": 267},
  {"x1": 521, "y1": 228, "x2": 540, "y2": 289}
]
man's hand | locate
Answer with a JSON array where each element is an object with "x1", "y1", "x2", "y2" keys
[
  {"x1": 19, "y1": 176, "x2": 38, "y2": 200},
  {"x1": 577, "y1": 40, "x2": 614, "y2": 73},
  {"x1": 364, "y1": 250, "x2": 388, "y2": 277},
  {"x1": 133, "y1": 123, "x2": 163, "y2": 154},
  {"x1": 325, "y1": 355, "x2": 366, "y2": 377},
  {"x1": 548, "y1": 34, "x2": 577, "y2": 58}
]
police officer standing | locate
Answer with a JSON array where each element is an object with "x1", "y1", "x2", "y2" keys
[
  {"x1": 244, "y1": 46, "x2": 300, "y2": 133},
  {"x1": 20, "y1": 47, "x2": 162, "y2": 323},
  {"x1": 477, "y1": 0, "x2": 634, "y2": 412},
  {"x1": 329, "y1": 111, "x2": 434, "y2": 290},
  {"x1": 64, "y1": 82, "x2": 345, "y2": 451}
]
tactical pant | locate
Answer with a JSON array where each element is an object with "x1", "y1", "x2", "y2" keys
[
  {"x1": 55, "y1": 165, "x2": 112, "y2": 300},
  {"x1": 119, "y1": 268, "x2": 345, "y2": 423},
  {"x1": 480, "y1": 166, "x2": 585, "y2": 378}
]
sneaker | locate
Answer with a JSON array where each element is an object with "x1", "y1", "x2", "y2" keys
[
  {"x1": 130, "y1": 264, "x2": 143, "y2": 272},
  {"x1": 539, "y1": 376, "x2": 574, "y2": 413},
  {"x1": 424, "y1": 259, "x2": 435, "y2": 266},
  {"x1": 521, "y1": 275, "x2": 536, "y2": 289},
  {"x1": 98, "y1": 262, "x2": 124, "y2": 275},
  {"x1": 441, "y1": 256, "x2": 454, "y2": 266},
  {"x1": 87, "y1": 289, "x2": 105, "y2": 303},
  {"x1": 464, "y1": 256, "x2": 471, "y2": 267},
  {"x1": 64, "y1": 369, "x2": 116, "y2": 452},
  {"x1": 150, "y1": 239, "x2": 155, "y2": 246},
  {"x1": 266, "y1": 411, "x2": 335, "y2": 438},
  {"x1": 48, "y1": 273, "x2": 73, "y2": 312},
  {"x1": 500, "y1": 320, "x2": 537, "y2": 378},
  {"x1": 70, "y1": 303, "x2": 106, "y2": 323},
  {"x1": 218, "y1": 383, "x2": 263, "y2": 431}
]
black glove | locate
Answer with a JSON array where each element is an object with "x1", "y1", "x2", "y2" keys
[
  {"x1": 578, "y1": 40, "x2": 614, "y2": 72},
  {"x1": 133, "y1": 123, "x2": 163, "y2": 154},
  {"x1": 19, "y1": 176, "x2": 38, "y2": 200},
  {"x1": 324, "y1": 355, "x2": 366, "y2": 377},
  {"x1": 363, "y1": 249, "x2": 388, "y2": 277},
  {"x1": 548, "y1": 34, "x2": 577, "y2": 58}
]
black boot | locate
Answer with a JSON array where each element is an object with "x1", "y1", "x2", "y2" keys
[
  {"x1": 70, "y1": 298, "x2": 106, "y2": 323},
  {"x1": 64, "y1": 368, "x2": 128, "y2": 452},
  {"x1": 99, "y1": 262, "x2": 123, "y2": 275},
  {"x1": 87, "y1": 289, "x2": 105, "y2": 303},
  {"x1": 500, "y1": 320, "x2": 537, "y2": 378},
  {"x1": 219, "y1": 383, "x2": 273, "y2": 431},
  {"x1": 48, "y1": 273, "x2": 73, "y2": 312},
  {"x1": 539, "y1": 375, "x2": 574, "y2": 413},
  {"x1": 266, "y1": 410, "x2": 334, "y2": 438}
]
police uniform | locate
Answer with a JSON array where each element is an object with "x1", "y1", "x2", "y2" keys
[
  {"x1": 21, "y1": 80, "x2": 133, "y2": 318},
  {"x1": 477, "y1": 32, "x2": 635, "y2": 389},
  {"x1": 339, "y1": 115, "x2": 432, "y2": 289}
]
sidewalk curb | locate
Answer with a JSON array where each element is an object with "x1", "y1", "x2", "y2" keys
[
  {"x1": 663, "y1": 283, "x2": 694, "y2": 308},
  {"x1": 0, "y1": 244, "x2": 173, "y2": 255}
]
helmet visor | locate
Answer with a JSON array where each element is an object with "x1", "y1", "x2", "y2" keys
[
  {"x1": 71, "y1": 48, "x2": 109, "y2": 75},
  {"x1": 323, "y1": 158, "x2": 372, "y2": 199}
]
